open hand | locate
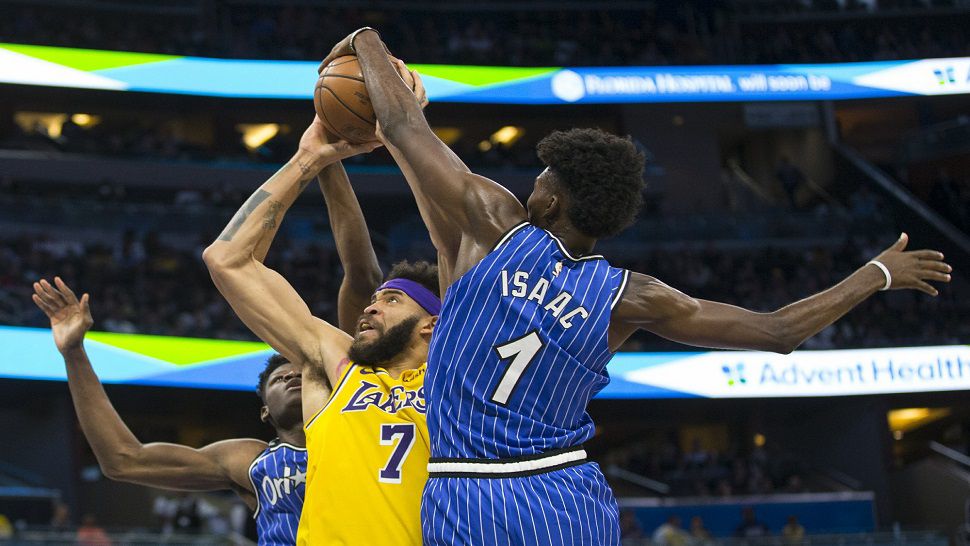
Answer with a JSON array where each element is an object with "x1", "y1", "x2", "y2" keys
[
  {"x1": 871, "y1": 233, "x2": 952, "y2": 296},
  {"x1": 32, "y1": 277, "x2": 93, "y2": 353}
]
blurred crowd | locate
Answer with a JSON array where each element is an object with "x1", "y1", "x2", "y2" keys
[
  {"x1": 2, "y1": 217, "x2": 965, "y2": 350},
  {"x1": 0, "y1": 116, "x2": 547, "y2": 171},
  {"x1": 606, "y1": 437, "x2": 813, "y2": 498},
  {"x1": 1, "y1": 0, "x2": 967, "y2": 66}
]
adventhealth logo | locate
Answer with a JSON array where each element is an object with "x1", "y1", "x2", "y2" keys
[
  {"x1": 722, "y1": 363, "x2": 747, "y2": 386},
  {"x1": 757, "y1": 356, "x2": 970, "y2": 386},
  {"x1": 932, "y1": 64, "x2": 969, "y2": 86}
]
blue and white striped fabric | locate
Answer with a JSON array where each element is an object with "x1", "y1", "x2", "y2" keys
[
  {"x1": 423, "y1": 222, "x2": 628, "y2": 545},
  {"x1": 422, "y1": 462, "x2": 619, "y2": 545},
  {"x1": 248, "y1": 440, "x2": 307, "y2": 546}
]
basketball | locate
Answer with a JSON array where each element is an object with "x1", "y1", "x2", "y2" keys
[{"x1": 314, "y1": 55, "x2": 416, "y2": 144}]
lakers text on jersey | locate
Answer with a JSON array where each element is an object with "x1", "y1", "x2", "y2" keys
[{"x1": 297, "y1": 362, "x2": 429, "y2": 546}]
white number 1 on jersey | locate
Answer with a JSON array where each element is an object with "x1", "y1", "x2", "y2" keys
[{"x1": 490, "y1": 331, "x2": 544, "y2": 405}]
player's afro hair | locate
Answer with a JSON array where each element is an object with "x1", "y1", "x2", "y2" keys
[
  {"x1": 385, "y1": 260, "x2": 440, "y2": 298},
  {"x1": 536, "y1": 128, "x2": 645, "y2": 238},
  {"x1": 256, "y1": 353, "x2": 290, "y2": 402}
]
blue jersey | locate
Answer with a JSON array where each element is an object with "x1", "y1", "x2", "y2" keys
[
  {"x1": 426, "y1": 222, "x2": 628, "y2": 459},
  {"x1": 248, "y1": 440, "x2": 307, "y2": 546},
  {"x1": 423, "y1": 223, "x2": 627, "y2": 545}
]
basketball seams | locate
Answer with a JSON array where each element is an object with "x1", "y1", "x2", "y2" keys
[
  {"x1": 318, "y1": 84, "x2": 373, "y2": 125},
  {"x1": 320, "y1": 73, "x2": 366, "y2": 84},
  {"x1": 316, "y1": 90, "x2": 355, "y2": 143}
]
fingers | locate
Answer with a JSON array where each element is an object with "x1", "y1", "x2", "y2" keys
[
  {"x1": 412, "y1": 69, "x2": 428, "y2": 107},
  {"x1": 913, "y1": 280, "x2": 939, "y2": 297},
  {"x1": 921, "y1": 259, "x2": 952, "y2": 273},
  {"x1": 54, "y1": 276, "x2": 79, "y2": 305},
  {"x1": 911, "y1": 249, "x2": 946, "y2": 261},
  {"x1": 37, "y1": 279, "x2": 68, "y2": 308},
  {"x1": 32, "y1": 293, "x2": 56, "y2": 317},
  {"x1": 80, "y1": 293, "x2": 90, "y2": 314},
  {"x1": 890, "y1": 232, "x2": 908, "y2": 252},
  {"x1": 921, "y1": 270, "x2": 952, "y2": 283}
]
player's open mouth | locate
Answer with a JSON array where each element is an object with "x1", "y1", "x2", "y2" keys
[{"x1": 358, "y1": 321, "x2": 379, "y2": 336}]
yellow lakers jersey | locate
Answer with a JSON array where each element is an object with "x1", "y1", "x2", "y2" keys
[{"x1": 297, "y1": 362, "x2": 429, "y2": 545}]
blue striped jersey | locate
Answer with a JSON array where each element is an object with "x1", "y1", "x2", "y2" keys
[
  {"x1": 426, "y1": 223, "x2": 629, "y2": 460},
  {"x1": 248, "y1": 440, "x2": 307, "y2": 546}
]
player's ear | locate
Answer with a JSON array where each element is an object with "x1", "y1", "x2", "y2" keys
[
  {"x1": 259, "y1": 405, "x2": 270, "y2": 424},
  {"x1": 542, "y1": 193, "x2": 561, "y2": 223},
  {"x1": 420, "y1": 315, "x2": 438, "y2": 336}
]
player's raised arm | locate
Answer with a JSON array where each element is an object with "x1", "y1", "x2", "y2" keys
[
  {"x1": 203, "y1": 117, "x2": 379, "y2": 386},
  {"x1": 611, "y1": 233, "x2": 952, "y2": 353},
  {"x1": 31, "y1": 278, "x2": 265, "y2": 508},
  {"x1": 323, "y1": 29, "x2": 527, "y2": 281},
  {"x1": 317, "y1": 162, "x2": 383, "y2": 335}
]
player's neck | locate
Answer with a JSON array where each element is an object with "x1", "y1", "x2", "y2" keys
[
  {"x1": 546, "y1": 223, "x2": 597, "y2": 258},
  {"x1": 276, "y1": 422, "x2": 306, "y2": 448},
  {"x1": 375, "y1": 345, "x2": 426, "y2": 379}
]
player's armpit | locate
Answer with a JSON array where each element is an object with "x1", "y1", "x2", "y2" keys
[
  {"x1": 203, "y1": 254, "x2": 353, "y2": 386},
  {"x1": 611, "y1": 272, "x2": 792, "y2": 354}
]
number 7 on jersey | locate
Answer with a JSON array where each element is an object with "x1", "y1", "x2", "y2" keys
[{"x1": 490, "y1": 331, "x2": 544, "y2": 405}]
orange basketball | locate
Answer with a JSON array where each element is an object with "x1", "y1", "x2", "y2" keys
[{"x1": 314, "y1": 55, "x2": 415, "y2": 144}]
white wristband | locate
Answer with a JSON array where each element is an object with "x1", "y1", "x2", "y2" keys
[
  {"x1": 349, "y1": 27, "x2": 379, "y2": 54},
  {"x1": 867, "y1": 260, "x2": 892, "y2": 291}
]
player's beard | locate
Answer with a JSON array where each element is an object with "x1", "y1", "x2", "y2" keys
[{"x1": 348, "y1": 316, "x2": 420, "y2": 367}]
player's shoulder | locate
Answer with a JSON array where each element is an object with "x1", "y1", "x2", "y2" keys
[{"x1": 613, "y1": 271, "x2": 698, "y2": 323}]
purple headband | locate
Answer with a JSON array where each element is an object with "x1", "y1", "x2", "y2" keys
[{"x1": 377, "y1": 278, "x2": 441, "y2": 316}]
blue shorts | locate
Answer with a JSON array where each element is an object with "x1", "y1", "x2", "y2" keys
[{"x1": 421, "y1": 461, "x2": 620, "y2": 546}]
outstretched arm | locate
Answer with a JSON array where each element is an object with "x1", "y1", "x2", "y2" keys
[
  {"x1": 203, "y1": 118, "x2": 378, "y2": 387},
  {"x1": 317, "y1": 162, "x2": 383, "y2": 335},
  {"x1": 32, "y1": 278, "x2": 265, "y2": 508},
  {"x1": 323, "y1": 30, "x2": 526, "y2": 284},
  {"x1": 612, "y1": 233, "x2": 952, "y2": 353}
]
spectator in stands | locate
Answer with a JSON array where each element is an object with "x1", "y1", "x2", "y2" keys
[
  {"x1": 690, "y1": 516, "x2": 714, "y2": 546},
  {"x1": 654, "y1": 515, "x2": 691, "y2": 546},
  {"x1": 735, "y1": 506, "x2": 770, "y2": 538},
  {"x1": 49, "y1": 501, "x2": 70, "y2": 530},
  {"x1": 784, "y1": 474, "x2": 807, "y2": 493},
  {"x1": 76, "y1": 514, "x2": 112, "y2": 546},
  {"x1": 783, "y1": 515, "x2": 806, "y2": 543},
  {"x1": 619, "y1": 509, "x2": 646, "y2": 540},
  {"x1": 0, "y1": 513, "x2": 13, "y2": 539}
]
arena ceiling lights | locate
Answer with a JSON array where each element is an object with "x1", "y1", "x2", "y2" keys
[
  {"x1": 7, "y1": 326, "x2": 970, "y2": 398},
  {"x1": 2, "y1": 43, "x2": 969, "y2": 104}
]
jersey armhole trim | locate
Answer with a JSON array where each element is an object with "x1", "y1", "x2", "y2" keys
[
  {"x1": 490, "y1": 221, "x2": 530, "y2": 252},
  {"x1": 247, "y1": 450, "x2": 268, "y2": 520},
  {"x1": 304, "y1": 363, "x2": 356, "y2": 430},
  {"x1": 611, "y1": 269, "x2": 631, "y2": 310}
]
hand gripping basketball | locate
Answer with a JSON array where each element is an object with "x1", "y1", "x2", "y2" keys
[{"x1": 314, "y1": 55, "x2": 417, "y2": 144}]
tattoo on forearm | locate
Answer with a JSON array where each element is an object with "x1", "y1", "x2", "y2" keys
[
  {"x1": 297, "y1": 159, "x2": 312, "y2": 177},
  {"x1": 263, "y1": 200, "x2": 284, "y2": 230},
  {"x1": 218, "y1": 189, "x2": 271, "y2": 241}
]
